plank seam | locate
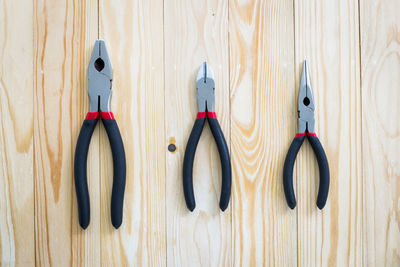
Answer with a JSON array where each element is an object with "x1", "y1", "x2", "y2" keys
[
  {"x1": 292, "y1": 0, "x2": 299, "y2": 266},
  {"x1": 162, "y1": 0, "x2": 168, "y2": 266},
  {"x1": 227, "y1": 1, "x2": 233, "y2": 266},
  {"x1": 357, "y1": 0, "x2": 364, "y2": 266}
]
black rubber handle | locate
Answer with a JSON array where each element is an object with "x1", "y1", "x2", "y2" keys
[
  {"x1": 74, "y1": 118, "x2": 98, "y2": 229},
  {"x1": 308, "y1": 135, "x2": 329, "y2": 209},
  {"x1": 283, "y1": 135, "x2": 305, "y2": 209},
  {"x1": 101, "y1": 118, "x2": 126, "y2": 229},
  {"x1": 207, "y1": 117, "x2": 231, "y2": 211},
  {"x1": 182, "y1": 117, "x2": 206, "y2": 211}
]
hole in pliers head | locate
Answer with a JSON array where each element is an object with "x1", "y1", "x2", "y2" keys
[
  {"x1": 94, "y1": 58, "x2": 105, "y2": 72},
  {"x1": 303, "y1": 97, "x2": 310, "y2": 106}
]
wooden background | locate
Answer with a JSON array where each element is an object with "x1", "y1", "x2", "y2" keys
[{"x1": 0, "y1": 0, "x2": 399, "y2": 266}]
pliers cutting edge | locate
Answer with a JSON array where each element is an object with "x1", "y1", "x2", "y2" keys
[
  {"x1": 74, "y1": 40, "x2": 126, "y2": 229},
  {"x1": 283, "y1": 60, "x2": 330, "y2": 209},
  {"x1": 183, "y1": 62, "x2": 232, "y2": 211}
]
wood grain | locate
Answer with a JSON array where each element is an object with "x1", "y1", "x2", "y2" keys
[
  {"x1": 99, "y1": 0, "x2": 166, "y2": 266},
  {"x1": 0, "y1": 0, "x2": 399, "y2": 265},
  {"x1": 164, "y1": 0, "x2": 231, "y2": 266},
  {"x1": 229, "y1": 0, "x2": 297, "y2": 266},
  {"x1": 34, "y1": 0, "x2": 100, "y2": 265},
  {"x1": 0, "y1": 0, "x2": 34, "y2": 265},
  {"x1": 294, "y1": 0, "x2": 363, "y2": 266},
  {"x1": 360, "y1": 0, "x2": 400, "y2": 266}
]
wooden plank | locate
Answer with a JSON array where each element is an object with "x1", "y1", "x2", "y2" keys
[
  {"x1": 164, "y1": 0, "x2": 231, "y2": 266},
  {"x1": 0, "y1": 0, "x2": 34, "y2": 265},
  {"x1": 34, "y1": 0, "x2": 100, "y2": 265},
  {"x1": 360, "y1": 0, "x2": 400, "y2": 266},
  {"x1": 229, "y1": 0, "x2": 296, "y2": 266},
  {"x1": 98, "y1": 0, "x2": 166, "y2": 266},
  {"x1": 294, "y1": 0, "x2": 362, "y2": 266}
]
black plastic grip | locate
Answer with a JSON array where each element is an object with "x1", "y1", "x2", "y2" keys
[
  {"x1": 74, "y1": 118, "x2": 98, "y2": 229},
  {"x1": 101, "y1": 118, "x2": 126, "y2": 229},
  {"x1": 183, "y1": 117, "x2": 206, "y2": 211},
  {"x1": 283, "y1": 135, "x2": 305, "y2": 209},
  {"x1": 207, "y1": 117, "x2": 232, "y2": 211},
  {"x1": 308, "y1": 135, "x2": 329, "y2": 209}
]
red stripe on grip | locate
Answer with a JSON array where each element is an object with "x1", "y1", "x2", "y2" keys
[
  {"x1": 100, "y1": 112, "x2": 115, "y2": 119},
  {"x1": 295, "y1": 132, "x2": 317, "y2": 137},
  {"x1": 207, "y1": 112, "x2": 217, "y2": 119},
  {"x1": 85, "y1": 112, "x2": 99, "y2": 119},
  {"x1": 196, "y1": 112, "x2": 206, "y2": 119}
]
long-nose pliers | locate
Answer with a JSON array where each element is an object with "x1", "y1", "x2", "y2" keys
[
  {"x1": 74, "y1": 40, "x2": 126, "y2": 229},
  {"x1": 283, "y1": 60, "x2": 330, "y2": 209},
  {"x1": 183, "y1": 62, "x2": 232, "y2": 211}
]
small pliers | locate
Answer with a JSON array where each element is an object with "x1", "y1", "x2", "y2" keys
[
  {"x1": 183, "y1": 62, "x2": 232, "y2": 211},
  {"x1": 283, "y1": 60, "x2": 330, "y2": 209},
  {"x1": 74, "y1": 40, "x2": 126, "y2": 229}
]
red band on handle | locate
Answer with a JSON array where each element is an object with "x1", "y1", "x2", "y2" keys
[
  {"x1": 100, "y1": 112, "x2": 115, "y2": 119},
  {"x1": 295, "y1": 132, "x2": 317, "y2": 137},
  {"x1": 207, "y1": 112, "x2": 217, "y2": 119},
  {"x1": 196, "y1": 111, "x2": 218, "y2": 119},
  {"x1": 85, "y1": 112, "x2": 99, "y2": 119},
  {"x1": 196, "y1": 112, "x2": 206, "y2": 119}
]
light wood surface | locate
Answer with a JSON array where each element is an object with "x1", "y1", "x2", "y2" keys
[
  {"x1": 164, "y1": 1, "x2": 231, "y2": 266},
  {"x1": 0, "y1": 0, "x2": 34, "y2": 265},
  {"x1": 229, "y1": 0, "x2": 297, "y2": 266},
  {"x1": 294, "y1": 0, "x2": 363, "y2": 266},
  {"x1": 360, "y1": 0, "x2": 400, "y2": 266},
  {"x1": 34, "y1": 0, "x2": 100, "y2": 266},
  {"x1": 0, "y1": 0, "x2": 398, "y2": 266}
]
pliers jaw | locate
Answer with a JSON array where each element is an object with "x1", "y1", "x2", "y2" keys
[
  {"x1": 298, "y1": 60, "x2": 315, "y2": 134},
  {"x1": 88, "y1": 40, "x2": 113, "y2": 113},
  {"x1": 196, "y1": 62, "x2": 215, "y2": 112}
]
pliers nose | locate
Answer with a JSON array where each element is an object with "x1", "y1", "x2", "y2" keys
[
  {"x1": 298, "y1": 60, "x2": 315, "y2": 134},
  {"x1": 88, "y1": 40, "x2": 112, "y2": 79},
  {"x1": 88, "y1": 40, "x2": 113, "y2": 113},
  {"x1": 183, "y1": 62, "x2": 232, "y2": 211},
  {"x1": 196, "y1": 62, "x2": 215, "y2": 113}
]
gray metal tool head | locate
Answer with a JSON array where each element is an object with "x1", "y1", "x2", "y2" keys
[
  {"x1": 298, "y1": 60, "x2": 315, "y2": 133},
  {"x1": 88, "y1": 40, "x2": 113, "y2": 112},
  {"x1": 196, "y1": 62, "x2": 215, "y2": 112}
]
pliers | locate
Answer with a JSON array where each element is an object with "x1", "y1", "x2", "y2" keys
[
  {"x1": 283, "y1": 60, "x2": 330, "y2": 209},
  {"x1": 74, "y1": 40, "x2": 126, "y2": 229},
  {"x1": 183, "y1": 62, "x2": 232, "y2": 211}
]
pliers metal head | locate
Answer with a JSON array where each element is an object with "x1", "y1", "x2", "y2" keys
[
  {"x1": 196, "y1": 62, "x2": 215, "y2": 113},
  {"x1": 183, "y1": 62, "x2": 232, "y2": 212},
  {"x1": 88, "y1": 40, "x2": 113, "y2": 113},
  {"x1": 298, "y1": 60, "x2": 315, "y2": 134},
  {"x1": 283, "y1": 60, "x2": 330, "y2": 210}
]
